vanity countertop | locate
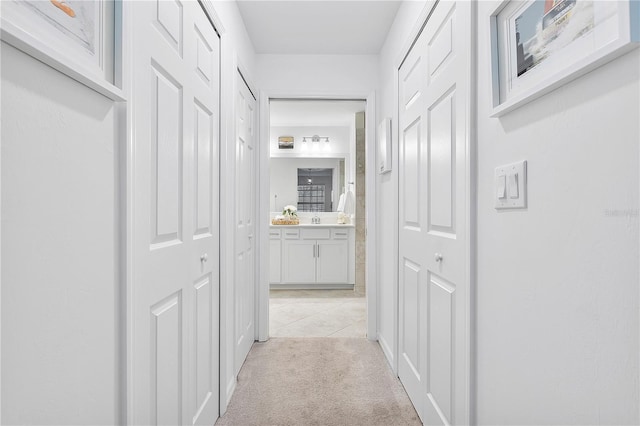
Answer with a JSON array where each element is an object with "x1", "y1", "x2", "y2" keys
[{"x1": 269, "y1": 223, "x2": 355, "y2": 228}]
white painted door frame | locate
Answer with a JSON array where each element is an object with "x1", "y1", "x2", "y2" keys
[
  {"x1": 391, "y1": 0, "x2": 476, "y2": 423},
  {"x1": 257, "y1": 90, "x2": 377, "y2": 342}
]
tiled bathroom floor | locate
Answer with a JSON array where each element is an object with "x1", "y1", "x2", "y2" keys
[{"x1": 269, "y1": 290, "x2": 366, "y2": 338}]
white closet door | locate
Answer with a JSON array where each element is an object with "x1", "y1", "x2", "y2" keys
[
  {"x1": 398, "y1": 26, "x2": 429, "y2": 419},
  {"x1": 130, "y1": 1, "x2": 220, "y2": 425},
  {"x1": 235, "y1": 73, "x2": 257, "y2": 373},
  {"x1": 398, "y1": 1, "x2": 472, "y2": 424}
]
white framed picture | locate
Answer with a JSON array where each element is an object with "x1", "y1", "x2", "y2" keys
[
  {"x1": 489, "y1": 0, "x2": 639, "y2": 117},
  {"x1": 1, "y1": 0, "x2": 115, "y2": 84},
  {"x1": 378, "y1": 118, "x2": 391, "y2": 174}
]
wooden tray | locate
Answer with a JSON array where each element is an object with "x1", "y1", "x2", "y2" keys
[{"x1": 271, "y1": 218, "x2": 300, "y2": 225}]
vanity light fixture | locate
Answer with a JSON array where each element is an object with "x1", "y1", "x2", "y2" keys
[{"x1": 302, "y1": 135, "x2": 330, "y2": 143}]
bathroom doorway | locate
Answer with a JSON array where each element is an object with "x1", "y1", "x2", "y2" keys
[{"x1": 265, "y1": 99, "x2": 368, "y2": 338}]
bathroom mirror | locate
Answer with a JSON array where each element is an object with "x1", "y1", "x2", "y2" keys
[{"x1": 270, "y1": 157, "x2": 345, "y2": 212}]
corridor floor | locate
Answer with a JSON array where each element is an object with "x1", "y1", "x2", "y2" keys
[
  {"x1": 269, "y1": 289, "x2": 366, "y2": 337},
  {"x1": 216, "y1": 338, "x2": 421, "y2": 426}
]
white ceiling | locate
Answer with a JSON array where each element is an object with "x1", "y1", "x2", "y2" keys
[
  {"x1": 236, "y1": 1, "x2": 401, "y2": 55},
  {"x1": 270, "y1": 100, "x2": 366, "y2": 126}
]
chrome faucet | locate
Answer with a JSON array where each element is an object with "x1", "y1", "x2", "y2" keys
[{"x1": 312, "y1": 214, "x2": 321, "y2": 224}]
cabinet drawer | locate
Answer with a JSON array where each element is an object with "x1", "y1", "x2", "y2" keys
[
  {"x1": 331, "y1": 229, "x2": 350, "y2": 240},
  {"x1": 301, "y1": 228, "x2": 330, "y2": 240},
  {"x1": 269, "y1": 229, "x2": 282, "y2": 239},
  {"x1": 283, "y1": 228, "x2": 300, "y2": 239}
]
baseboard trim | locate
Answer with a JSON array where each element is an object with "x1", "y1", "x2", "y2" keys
[
  {"x1": 378, "y1": 333, "x2": 395, "y2": 373},
  {"x1": 270, "y1": 284, "x2": 354, "y2": 290},
  {"x1": 225, "y1": 378, "x2": 237, "y2": 408}
]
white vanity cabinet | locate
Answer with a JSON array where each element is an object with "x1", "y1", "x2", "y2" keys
[
  {"x1": 315, "y1": 240, "x2": 349, "y2": 283},
  {"x1": 282, "y1": 239, "x2": 317, "y2": 283},
  {"x1": 269, "y1": 229, "x2": 282, "y2": 283},
  {"x1": 270, "y1": 225, "x2": 354, "y2": 289}
]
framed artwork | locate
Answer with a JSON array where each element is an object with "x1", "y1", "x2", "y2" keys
[
  {"x1": 489, "y1": 0, "x2": 639, "y2": 117},
  {"x1": 1, "y1": 0, "x2": 115, "y2": 83},
  {"x1": 378, "y1": 118, "x2": 391, "y2": 174},
  {"x1": 278, "y1": 136, "x2": 294, "y2": 149}
]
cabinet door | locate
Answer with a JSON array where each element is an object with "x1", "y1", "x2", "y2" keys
[
  {"x1": 282, "y1": 240, "x2": 316, "y2": 283},
  {"x1": 316, "y1": 240, "x2": 349, "y2": 283},
  {"x1": 269, "y1": 239, "x2": 281, "y2": 283}
]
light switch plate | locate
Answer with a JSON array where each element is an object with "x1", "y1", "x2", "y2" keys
[
  {"x1": 495, "y1": 160, "x2": 527, "y2": 209},
  {"x1": 497, "y1": 174, "x2": 506, "y2": 199}
]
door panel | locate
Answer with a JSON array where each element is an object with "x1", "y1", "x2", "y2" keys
[
  {"x1": 194, "y1": 101, "x2": 213, "y2": 238},
  {"x1": 189, "y1": 8, "x2": 220, "y2": 424},
  {"x1": 401, "y1": 259, "x2": 421, "y2": 377},
  {"x1": 427, "y1": 273, "x2": 455, "y2": 424},
  {"x1": 151, "y1": 293, "x2": 183, "y2": 426},
  {"x1": 398, "y1": 1, "x2": 471, "y2": 424},
  {"x1": 398, "y1": 26, "x2": 428, "y2": 420},
  {"x1": 402, "y1": 119, "x2": 421, "y2": 228},
  {"x1": 282, "y1": 240, "x2": 316, "y2": 283},
  {"x1": 235, "y1": 74, "x2": 257, "y2": 373},
  {"x1": 428, "y1": 90, "x2": 455, "y2": 232},
  {"x1": 193, "y1": 274, "x2": 217, "y2": 424},
  {"x1": 269, "y1": 239, "x2": 282, "y2": 283},
  {"x1": 151, "y1": 63, "x2": 183, "y2": 246},
  {"x1": 195, "y1": 25, "x2": 214, "y2": 85},
  {"x1": 131, "y1": 2, "x2": 220, "y2": 425},
  {"x1": 316, "y1": 240, "x2": 349, "y2": 283},
  {"x1": 155, "y1": 0, "x2": 183, "y2": 54}
]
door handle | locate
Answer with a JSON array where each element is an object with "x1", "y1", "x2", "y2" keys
[
  {"x1": 434, "y1": 253, "x2": 443, "y2": 262},
  {"x1": 201, "y1": 253, "x2": 209, "y2": 263},
  {"x1": 248, "y1": 234, "x2": 254, "y2": 240}
]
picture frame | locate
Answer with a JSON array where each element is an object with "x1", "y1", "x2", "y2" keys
[
  {"x1": 1, "y1": 0, "x2": 116, "y2": 85},
  {"x1": 489, "y1": 0, "x2": 639, "y2": 117},
  {"x1": 378, "y1": 118, "x2": 392, "y2": 174},
  {"x1": 278, "y1": 136, "x2": 294, "y2": 149}
]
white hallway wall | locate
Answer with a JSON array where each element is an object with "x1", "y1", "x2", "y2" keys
[
  {"x1": 375, "y1": 1, "x2": 640, "y2": 423},
  {"x1": 475, "y1": 1, "x2": 639, "y2": 423},
  {"x1": 1, "y1": 44, "x2": 120, "y2": 424}
]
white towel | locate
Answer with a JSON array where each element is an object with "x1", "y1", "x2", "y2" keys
[
  {"x1": 343, "y1": 190, "x2": 355, "y2": 215},
  {"x1": 337, "y1": 193, "x2": 346, "y2": 212}
]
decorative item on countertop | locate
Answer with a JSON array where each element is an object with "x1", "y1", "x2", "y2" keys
[
  {"x1": 337, "y1": 212, "x2": 346, "y2": 224},
  {"x1": 282, "y1": 205, "x2": 298, "y2": 219},
  {"x1": 272, "y1": 205, "x2": 299, "y2": 225}
]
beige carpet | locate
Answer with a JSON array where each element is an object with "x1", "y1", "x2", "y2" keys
[{"x1": 216, "y1": 338, "x2": 421, "y2": 426}]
